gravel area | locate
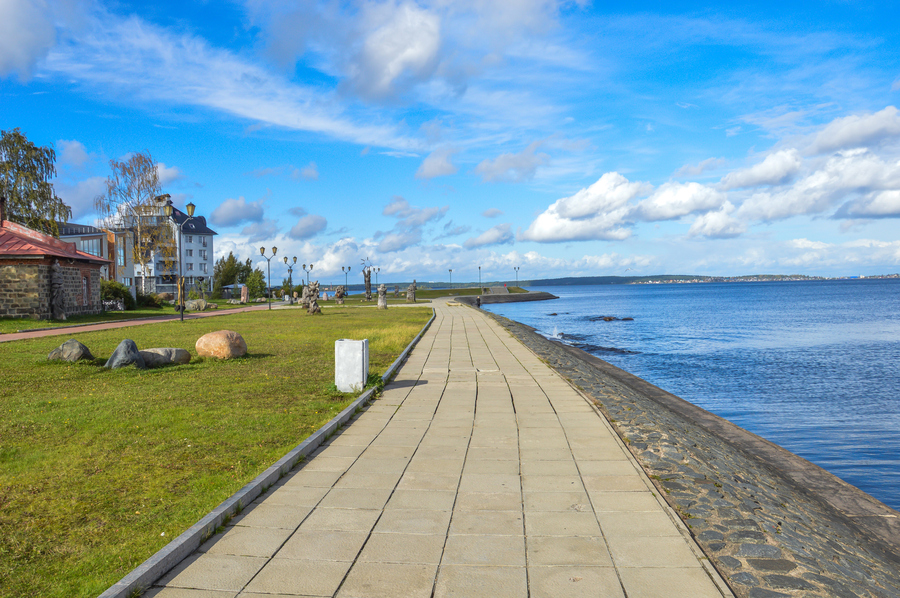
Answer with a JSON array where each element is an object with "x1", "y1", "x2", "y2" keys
[{"x1": 482, "y1": 310, "x2": 900, "y2": 598}]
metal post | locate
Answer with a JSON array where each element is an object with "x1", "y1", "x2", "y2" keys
[
  {"x1": 260, "y1": 246, "x2": 278, "y2": 309},
  {"x1": 449, "y1": 268, "x2": 452, "y2": 289}
]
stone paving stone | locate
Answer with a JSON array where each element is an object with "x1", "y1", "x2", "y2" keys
[
  {"x1": 333, "y1": 471, "x2": 403, "y2": 489},
  {"x1": 529, "y1": 565, "x2": 624, "y2": 598},
  {"x1": 386, "y1": 488, "x2": 457, "y2": 510},
  {"x1": 521, "y1": 474, "x2": 584, "y2": 493},
  {"x1": 230, "y1": 503, "x2": 312, "y2": 530},
  {"x1": 156, "y1": 553, "x2": 267, "y2": 592},
  {"x1": 596, "y1": 511, "x2": 682, "y2": 537},
  {"x1": 199, "y1": 525, "x2": 292, "y2": 558},
  {"x1": 397, "y1": 472, "x2": 460, "y2": 491},
  {"x1": 607, "y1": 536, "x2": 702, "y2": 568},
  {"x1": 519, "y1": 459, "x2": 580, "y2": 476},
  {"x1": 582, "y1": 474, "x2": 648, "y2": 493},
  {"x1": 253, "y1": 484, "x2": 330, "y2": 507},
  {"x1": 523, "y1": 491, "x2": 592, "y2": 512},
  {"x1": 442, "y1": 534, "x2": 527, "y2": 566},
  {"x1": 462, "y1": 459, "x2": 520, "y2": 475},
  {"x1": 144, "y1": 589, "x2": 236, "y2": 598},
  {"x1": 588, "y1": 491, "x2": 664, "y2": 512},
  {"x1": 525, "y1": 511, "x2": 603, "y2": 537},
  {"x1": 449, "y1": 509, "x2": 524, "y2": 536},
  {"x1": 299, "y1": 507, "x2": 381, "y2": 532},
  {"x1": 358, "y1": 533, "x2": 446, "y2": 564},
  {"x1": 619, "y1": 567, "x2": 725, "y2": 598},
  {"x1": 576, "y1": 460, "x2": 638, "y2": 476},
  {"x1": 319, "y1": 487, "x2": 393, "y2": 509},
  {"x1": 455, "y1": 491, "x2": 524, "y2": 511},
  {"x1": 280, "y1": 469, "x2": 343, "y2": 488},
  {"x1": 345, "y1": 457, "x2": 410, "y2": 474},
  {"x1": 374, "y1": 509, "x2": 452, "y2": 534},
  {"x1": 275, "y1": 529, "x2": 369, "y2": 561},
  {"x1": 337, "y1": 562, "x2": 438, "y2": 598},
  {"x1": 458, "y1": 473, "x2": 522, "y2": 494},
  {"x1": 243, "y1": 558, "x2": 352, "y2": 596},
  {"x1": 526, "y1": 535, "x2": 614, "y2": 566},
  {"x1": 434, "y1": 564, "x2": 528, "y2": 598}
]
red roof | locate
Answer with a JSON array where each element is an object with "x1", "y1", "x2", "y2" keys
[{"x1": 0, "y1": 219, "x2": 110, "y2": 264}]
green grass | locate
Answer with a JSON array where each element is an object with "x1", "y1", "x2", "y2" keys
[{"x1": 0, "y1": 306, "x2": 431, "y2": 598}]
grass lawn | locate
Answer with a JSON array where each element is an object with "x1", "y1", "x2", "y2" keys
[{"x1": 0, "y1": 306, "x2": 432, "y2": 598}]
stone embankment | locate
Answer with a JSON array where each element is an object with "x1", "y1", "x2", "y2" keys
[
  {"x1": 482, "y1": 311, "x2": 900, "y2": 598},
  {"x1": 457, "y1": 290, "x2": 558, "y2": 306}
]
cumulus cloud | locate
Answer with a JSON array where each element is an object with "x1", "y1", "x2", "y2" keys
[
  {"x1": 520, "y1": 172, "x2": 642, "y2": 242},
  {"x1": 635, "y1": 182, "x2": 725, "y2": 221},
  {"x1": 289, "y1": 214, "x2": 328, "y2": 239},
  {"x1": 434, "y1": 220, "x2": 470, "y2": 240},
  {"x1": 241, "y1": 219, "x2": 281, "y2": 243},
  {"x1": 474, "y1": 141, "x2": 549, "y2": 183},
  {"x1": 296, "y1": 162, "x2": 318, "y2": 180},
  {"x1": 376, "y1": 196, "x2": 449, "y2": 252},
  {"x1": 210, "y1": 196, "x2": 265, "y2": 227},
  {"x1": 0, "y1": 0, "x2": 55, "y2": 80},
  {"x1": 415, "y1": 147, "x2": 458, "y2": 179},
  {"x1": 688, "y1": 202, "x2": 746, "y2": 238},
  {"x1": 378, "y1": 229, "x2": 423, "y2": 253},
  {"x1": 57, "y1": 140, "x2": 91, "y2": 170},
  {"x1": 836, "y1": 190, "x2": 900, "y2": 219},
  {"x1": 157, "y1": 162, "x2": 186, "y2": 186},
  {"x1": 675, "y1": 157, "x2": 725, "y2": 177},
  {"x1": 464, "y1": 223, "x2": 514, "y2": 249},
  {"x1": 719, "y1": 150, "x2": 802, "y2": 190},
  {"x1": 54, "y1": 176, "x2": 107, "y2": 220},
  {"x1": 482, "y1": 208, "x2": 504, "y2": 218},
  {"x1": 808, "y1": 106, "x2": 900, "y2": 154}
]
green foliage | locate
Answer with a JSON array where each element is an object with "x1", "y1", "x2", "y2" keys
[
  {"x1": 100, "y1": 279, "x2": 136, "y2": 310},
  {"x1": 0, "y1": 128, "x2": 72, "y2": 237},
  {"x1": 135, "y1": 291, "x2": 165, "y2": 308},
  {"x1": 212, "y1": 252, "x2": 253, "y2": 297},
  {"x1": 245, "y1": 269, "x2": 266, "y2": 299}
]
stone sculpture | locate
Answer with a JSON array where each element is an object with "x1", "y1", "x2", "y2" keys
[
  {"x1": 363, "y1": 268, "x2": 372, "y2": 301},
  {"x1": 377, "y1": 283, "x2": 387, "y2": 309},
  {"x1": 300, "y1": 284, "x2": 310, "y2": 308},
  {"x1": 335, "y1": 286, "x2": 345, "y2": 305},
  {"x1": 394, "y1": 285, "x2": 400, "y2": 298},
  {"x1": 308, "y1": 281, "x2": 322, "y2": 314},
  {"x1": 50, "y1": 259, "x2": 66, "y2": 320},
  {"x1": 240, "y1": 284, "x2": 249, "y2": 303},
  {"x1": 406, "y1": 279, "x2": 417, "y2": 303}
]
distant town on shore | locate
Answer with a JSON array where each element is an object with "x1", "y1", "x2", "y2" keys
[{"x1": 521, "y1": 273, "x2": 900, "y2": 286}]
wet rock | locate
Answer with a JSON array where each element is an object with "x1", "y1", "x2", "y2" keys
[
  {"x1": 48, "y1": 339, "x2": 93, "y2": 362},
  {"x1": 104, "y1": 339, "x2": 145, "y2": 369}
]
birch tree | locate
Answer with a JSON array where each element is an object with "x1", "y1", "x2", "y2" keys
[{"x1": 0, "y1": 128, "x2": 72, "y2": 237}]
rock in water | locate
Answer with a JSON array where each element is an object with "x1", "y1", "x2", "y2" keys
[
  {"x1": 196, "y1": 330, "x2": 247, "y2": 359},
  {"x1": 48, "y1": 339, "x2": 94, "y2": 362},
  {"x1": 139, "y1": 348, "x2": 192, "y2": 368},
  {"x1": 105, "y1": 339, "x2": 146, "y2": 369}
]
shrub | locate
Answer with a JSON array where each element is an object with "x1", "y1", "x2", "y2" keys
[
  {"x1": 100, "y1": 279, "x2": 136, "y2": 310},
  {"x1": 136, "y1": 291, "x2": 165, "y2": 308}
]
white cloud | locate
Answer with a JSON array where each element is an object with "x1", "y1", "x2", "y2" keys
[
  {"x1": 296, "y1": 162, "x2": 319, "y2": 181},
  {"x1": 415, "y1": 147, "x2": 458, "y2": 179},
  {"x1": 808, "y1": 106, "x2": 900, "y2": 154},
  {"x1": 688, "y1": 202, "x2": 746, "y2": 238},
  {"x1": 210, "y1": 196, "x2": 265, "y2": 227},
  {"x1": 382, "y1": 196, "x2": 448, "y2": 228},
  {"x1": 378, "y1": 229, "x2": 423, "y2": 253},
  {"x1": 482, "y1": 208, "x2": 504, "y2": 218},
  {"x1": 289, "y1": 214, "x2": 327, "y2": 239},
  {"x1": 0, "y1": 0, "x2": 55, "y2": 80},
  {"x1": 520, "y1": 172, "x2": 641, "y2": 242},
  {"x1": 54, "y1": 175, "x2": 107, "y2": 220},
  {"x1": 157, "y1": 162, "x2": 186, "y2": 186},
  {"x1": 838, "y1": 190, "x2": 900, "y2": 218},
  {"x1": 464, "y1": 223, "x2": 514, "y2": 249},
  {"x1": 241, "y1": 219, "x2": 281, "y2": 243},
  {"x1": 635, "y1": 182, "x2": 725, "y2": 221},
  {"x1": 474, "y1": 141, "x2": 549, "y2": 182},
  {"x1": 719, "y1": 149, "x2": 802, "y2": 190},
  {"x1": 57, "y1": 139, "x2": 90, "y2": 170},
  {"x1": 893, "y1": 78, "x2": 900, "y2": 92},
  {"x1": 675, "y1": 157, "x2": 725, "y2": 177}
]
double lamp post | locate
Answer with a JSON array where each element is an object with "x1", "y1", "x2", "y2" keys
[{"x1": 163, "y1": 201, "x2": 195, "y2": 322}]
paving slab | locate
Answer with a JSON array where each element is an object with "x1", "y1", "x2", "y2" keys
[{"x1": 146, "y1": 299, "x2": 731, "y2": 597}]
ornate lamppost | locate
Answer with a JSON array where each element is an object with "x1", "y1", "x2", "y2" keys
[
  {"x1": 343, "y1": 266, "x2": 350, "y2": 291},
  {"x1": 374, "y1": 267, "x2": 380, "y2": 286},
  {"x1": 514, "y1": 266, "x2": 520, "y2": 287},
  {"x1": 448, "y1": 268, "x2": 452, "y2": 289},
  {"x1": 303, "y1": 263, "x2": 314, "y2": 288},
  {"x1": 260, "y1": 246, "x2": 277, "y2": 309},
  {"x1": 478, "y1": 265, "x2": 481, "y2": 289},
  {"x1": 284, "y1": 256, "x2": 297, "y2": 304},
  {"x1": 163, "y1": 201, "x2": 195, "y2": 322}
]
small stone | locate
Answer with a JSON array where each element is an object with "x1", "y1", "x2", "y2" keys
[
  {"x1": 139, "y1": 348, "x2": 191, "y2": 368},
  {"x1": 48, "y1": 339, "x2": 93, "y2": 362},
  {"x1": 746, "y1": 559, "x2": 797, "y2": 572},
  {"x1": 725, "y1": 519, "x2": 761, "y2": 530},
  {"x1": 196, "y1": 330, "x2": 247, "y2": 359},
  {"x1": 184, "y1": 298, "x2": 208, "y2": 311},
  {"x1": 104, "y1": 339, "x2": 146, "y2": 369},
  {"x1": 764, "y1": 575, "x2": 816, "y2": 590},
  {"x1": 748, "y1": 589, "x2": 789, "y2": 598},
  {"x1": 706, "y1": 542, "x2": 726, "y2": 552},
  {"x1": 698, "y1": 530, "x2": 724, "y2": 542},
  {"x1": 736, "y1": 544, "x2": 781, "y2": 558},
  {"x1": 729, "y1": 572, "x2": 759, "y2": 586},
  {"x1": 730, "y1": 530, "x2": 768, "y2": 542},
  {"x1": 717, "y1": 556, "x2": 742, "y2": 569}
]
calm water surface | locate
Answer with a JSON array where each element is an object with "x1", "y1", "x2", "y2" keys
[{"x1": 483, "y1": 280, "x2": 900, "y2": 511}]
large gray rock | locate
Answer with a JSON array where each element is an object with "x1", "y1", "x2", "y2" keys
[
  {"x1": 184, "y1": 298, "x2": 208, "y2": 311},
  {"x1": 48, "y1": 339, "x2": 94, "y2": 362},
  {"x1": 139, "y1": 348, "x2": 191, "y2": 368},
  {"x1": 104, "y1": 339, "x2": 146, "y2": 369}
]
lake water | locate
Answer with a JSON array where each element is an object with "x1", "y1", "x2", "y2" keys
[{"x1": 483, "y1": 280, "x2": 900, "y2": 511}]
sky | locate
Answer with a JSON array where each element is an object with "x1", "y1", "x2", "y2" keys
[{"x1": 2, "y1": 0, "x2": 900, "y2": 284}]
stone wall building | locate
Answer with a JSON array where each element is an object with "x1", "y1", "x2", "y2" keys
[{"x1": 0, "y1": 199, "x2": 110, "y2": 320}]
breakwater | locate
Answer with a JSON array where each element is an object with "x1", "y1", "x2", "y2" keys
[{"x1": 474, "y1": 304, "x2": 900, "y2": 598}]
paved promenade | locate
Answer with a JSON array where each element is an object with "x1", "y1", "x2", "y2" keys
[{"x1": 144, "y1": 300, "x2": 731, "y2": 598}]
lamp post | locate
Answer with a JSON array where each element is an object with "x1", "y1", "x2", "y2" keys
[
  {"x1": 478, "y1": 266, "x2": 481, "y2": 289},
  {"x1": 514, "y1": 266, "x2": 520, "y2": 287},
  {"x1": 375, "y1": 267, "x2": 380, "y2": 286},
  {"x1": 260, "y1": 246, "x2": 277, "y2": 309},
  {"x1": 284, "y1": 256, "x2": 296, "y2": 304},
  {"x1": 343, "y1": 266, "x2": 350, "y2": 290},
  {"x1": 448, "y1": 268, "x2": 452, "y2": 289},
  {"x1": 303, "y1": 263, "x2": 314, "y2": 288},
  {"x1": 163, "y1": 201, "x2": 195, "y2": 322}
]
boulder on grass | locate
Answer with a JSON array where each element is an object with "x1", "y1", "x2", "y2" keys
[
  {"x1": 105, "y1": 339, "x2": 146, "y2": 369},
  {"x1": 48, "y1": 339, "x2": 94, "y2": 362},
  {"x1": 184, "y1": 298, "x2": 208, "y2": 311},
  {"x1": 196, "y1": 330, "x2": 247, "y2": 359},
  {"x1": 158, "y1": 292, "x2": 174, "y2": 301},
  {"x1": 139, "y1": 348, "x2": 191, "y2": 368}
]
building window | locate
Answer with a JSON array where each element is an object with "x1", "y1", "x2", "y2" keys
[
  {"x1": 186, "y1": 249, "x2": 193, "y2": 257},
  {"x1": 186, "y1": 235, "x2": 193, "y2": 243},
  {"x1": 81, "y1": 238, "x2": 101, "y2": 256},
  {"x1": 201, "y1": 237, "x2": 207, "y2": 247},
  {"x1": 199, "y1": 250, "x2": 207, "y2": 260},
  {"x1": 187, "y1": 263, "x2": 194, "y2": 271},
  {"x1": 200, "y1": 263, "x2": 208, "y2": 273},
  {"x1": 117, "y1": 244, "x2": 126, "y2": 266}
]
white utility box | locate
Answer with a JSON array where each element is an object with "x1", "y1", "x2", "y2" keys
[{"x1": 335, "y1": 339, "x2": 369, "y2": 392}]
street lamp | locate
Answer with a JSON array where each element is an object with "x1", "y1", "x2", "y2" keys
[
  {"x1": 375, "y1": 267, "x2": 380, "y2": 286},
  {"x1": 342, "y1": 266, "x2": 350, "y2": 290},
  {"x1": 478, "y1": 266, "x2": 481, "y2": 289},
  {"x1": 448, "y1": 268, "x2": 452, "y2": 289},
  {"x1": 260, "y1": 246, "x2": 277, "y2": 309},
  {"x1": 284, "y1": 256, "x2": 297, "y2": 304},
  {"x1": 163, "y1": 201, "x2": 195, "y2": 322},
  {"x1": 303, "y1": 263, "x2": 314, "y2": 287},
  {"x1": 514, "y1": 266, "x2": 520, "y2": 287}
]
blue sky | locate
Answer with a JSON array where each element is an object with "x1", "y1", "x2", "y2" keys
[{"x1": 2, "y1": 0, "x2": 899, "y2": 283}]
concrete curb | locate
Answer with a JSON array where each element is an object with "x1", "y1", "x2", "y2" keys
[{"x1": 98, "y1": 308, "x2": 436, "y2": 598}]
